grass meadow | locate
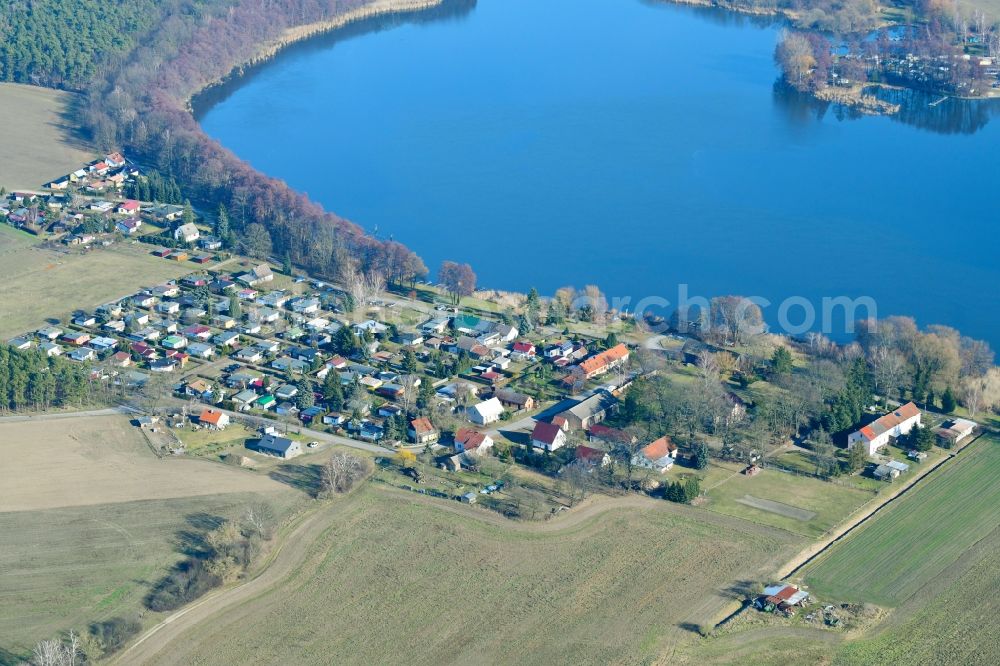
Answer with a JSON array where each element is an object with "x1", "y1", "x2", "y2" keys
[
  {"x1": 701, "y1": 462, "x2": 875, "y2": 538},
  {"x1": 0, "y1": 240, "x2": 194, "y2": 339},
  {"x1": 143, "y1": 488, "x2": 802, "y2": 666},
  {"x1": 0, "y1": 415, "x2": 303, "y2": 659}
]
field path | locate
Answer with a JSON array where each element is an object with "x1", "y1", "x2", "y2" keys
[
  {"x1": 118, "y1": 486, "x2": 791, "y2": 664},
  {"x1": 113, "y1": 498, "x2": 350, "y2": 665},
  {"x1": 0, "y1": 405, "x2": 136, "y2": 424}
]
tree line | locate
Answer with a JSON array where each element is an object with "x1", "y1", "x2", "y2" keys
[
  {"x1": 0, "y1": 344, "x2": 93, "y2": 412},
  {"x1": 0, "y1": 0, "x2": 164, "y2": 88},
  {"x1": 76, "y1": 0, "x2": 445, "y2": 292}
]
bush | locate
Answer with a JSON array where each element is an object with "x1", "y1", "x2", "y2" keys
[
  {"x1": 90, "y1": 616, "x2": 142, "y2": 655},
  {"x1": 145, "y1": 559, "x2": 222, "y2": 612}
]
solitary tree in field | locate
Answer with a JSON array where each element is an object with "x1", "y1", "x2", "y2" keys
[{"x1": 320, "y1": 452, "x2": 369, "y2": 496}]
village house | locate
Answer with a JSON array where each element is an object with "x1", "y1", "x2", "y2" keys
[
  {"x1": 633, "y1": 436, "x2": 678, "y2": 473},
  {"x1": 494, "y1": 388, "x2": 535, "y2": 412},
  {"x1": 200, "y1": 236, "x2": 223, "y2": 251},
  {"x1": 89, "y1": 336, "x2": 118, "y2": 352},
  {"x1": 235, "y1": 347, "x2": 263, "y2": 364},
  {"x1": 116, "y1": 200, "x2": 140, "y2": 215},
  {"x1": 421, "y1": 317, "x2": 450, "y2": 335},
  {"x1": 847, "y1": 402, "x2": 921, "y2": 456},
  {"x1": 40, "y1": 342, "x2": 63, "y2": 357},
  {"x1": 174, "y1": 223, "x2": 200, "y2": 243},
  {"x1": 199, "y1": 409, "x2": 230, "y2": 430},
  {"x1": 408, "y1": 417, "x2": 440, "y2": 444},
  {"x1": 61, "y1": 331, "x2": 90, "y2": 346},
  {"x1": 8, "y1": 336, "x2": 32, "y2": 350},
  {"x1": 187, "y1": 342, "x2": 215, "y2": 359},
  {"x1": 116, "y1": 218, "x2": 142, "y2": 235},
  {"x1": 69, "y1": 348, "x2": 96, "y2": 362},
  {"x1": 575, "y1": 445, "x2": 611, "y2": 467},
  {"x1": 185, "y1": 379, "x2": 213, "y2": 399},
  {"x1": 271, "y1": 356, "x2": 309, "y2": 374},
  {"x1": 239, "y1": 264, "x2": 274, "y2": 286},
  {"x1": 72, "y1": 313, "x2": 97, "y2": 328},
  {"x1": 556, "y1": 390, "x2": 618, "y2": 431},
  {"x1": 252, "y1": 433, "x2": 301, "y2": 459},
  {"x1": 454, "y1": 428, "x2": 494, "y2": 456},
  {"x1": 577, "y1": 343, "x2": 630, "y2": 380},
  {"x1": 510, "y1": 341, "x2": 537, "y2": 360},
  {"x1": 274, "y1": 384, "x2": 299, "y2": 401},
  {"x1": 215, "y1": 331, "x2": 240, "y2": 347},
  {"x1": 468, "y1": 397, "x2": 504, "y2": 425},
  {"x1": 161, "y1": 335, "x2": 187, "y2": 350},
  {"x1": 531, "y1": 421, "x2": 567, "y2": 452},
  {"x1": 935, "y1": 418, "x2": 977, "y2": 446}
]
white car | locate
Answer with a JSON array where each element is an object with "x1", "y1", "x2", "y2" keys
[{"x1": 307, "y1": 441, "x2": 319, "y2": 449}]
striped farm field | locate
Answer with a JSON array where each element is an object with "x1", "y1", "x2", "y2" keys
[{"x1": 803, "y1": 435, "x2": 1000, "y2": 607}]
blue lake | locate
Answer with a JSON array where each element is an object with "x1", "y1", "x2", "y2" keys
[{"x1": 197, "y1": 0, "x2": 1000, "y2": 346}]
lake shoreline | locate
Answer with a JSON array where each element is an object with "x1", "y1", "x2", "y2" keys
[
  {"x1": 658, "y1": 0, "x2": 1000, "y2": 113},
  {"x1": 187, "y1": 0, "x2": 446, "y2": 114}
]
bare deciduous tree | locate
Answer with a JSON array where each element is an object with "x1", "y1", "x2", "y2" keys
[
  {"x1": 961, "y1": 367, "x2": 1000, "y2": 418},
  {"x1": 31, "y1": 631, "x2": 81, "y2": 666},
  {"x1": 242, "y1": 502, "x2": 275, "y2": 540},
  {"x1": 341, "y1": 263, "x2": 387, "y2": 313},
  {"x1": 320, "y1": 452, "x2": 370, "y2": 496}
]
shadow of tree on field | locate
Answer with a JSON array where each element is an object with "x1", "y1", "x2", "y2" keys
[
  {"x1": 722, "y1": 579, "x2": 760, "y2": 600},
  {"x1": 0, "y1": 646, "x2": 24, "y2": 666},
  {"x1": 173, "y1": 512, "x2": 227, "y2": 558},
  {"x1": 677, "y1": 622, "x2": 705, "y2": 636},
  {"x1": 268, "y1": 463, "x2": 324, "y2": 497}
]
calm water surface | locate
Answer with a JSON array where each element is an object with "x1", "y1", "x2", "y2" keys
[{"x1": 197, "y1": 0, "x2": 1000, "y2": 345}]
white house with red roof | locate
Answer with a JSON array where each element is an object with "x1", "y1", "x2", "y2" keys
[
  {"x1": 116, "y1": 200, "x2": 141, "y2": 215},
  {"x1": 848, "y1": 402, "x2": 921, "y2": 456},
  {"x1": 199, "y1": 409, "x2": 230, "y2": 430},
  {"x1": 531, "y1": 421, "x2": 567, "y2": 452},
  {"x1": 454, "y1": 428, "x2": 494, "y2": 456},
  {"x1": 633, "y1": 436, "x2": 678, "y2": 473}
]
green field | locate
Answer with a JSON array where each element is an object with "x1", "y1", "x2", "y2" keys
[
  {"x1": 803, "y1": 436, "x2": 1000, "y2": 607},
  {"x1": 140, "y1": 489, "x2": 802, "y2": 665},
  {"x1": 834, "y1": 529, "x2": 1000, "y2": 664},
  {"x1": 702, "y1": 463, "x2": 875, "y2": 538}
]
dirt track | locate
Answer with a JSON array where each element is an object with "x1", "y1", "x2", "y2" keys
[{"x1": 118, "y1": 487, "x2": 792, "y2": 665}]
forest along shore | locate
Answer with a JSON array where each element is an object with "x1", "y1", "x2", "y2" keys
[{"x1": 186, "y1": 0, "x2": 445, "y2": 111}]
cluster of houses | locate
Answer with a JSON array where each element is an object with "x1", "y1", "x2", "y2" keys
[
  {"x1": 7, "y1": 252, "x2": 656, "y2": 474},
  {"x1": 1, "y1": 153, "x2": 223, "y2": 263},
  {"x1": 847, "y1": 402, "x2": 978, "y2": 481}
]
